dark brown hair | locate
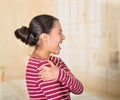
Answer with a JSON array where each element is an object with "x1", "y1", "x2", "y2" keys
[{"x1": 14, "y1": 14, "x2": 58, "y2": 46}]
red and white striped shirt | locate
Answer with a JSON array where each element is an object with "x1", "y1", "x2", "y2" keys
[{"x1": 26, "y1": 56, "x2": 83, "y2": 100}]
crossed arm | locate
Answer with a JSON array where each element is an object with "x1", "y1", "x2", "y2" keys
[{"x1": 38, "y1": 58, "x2": 84, "y2": 94}]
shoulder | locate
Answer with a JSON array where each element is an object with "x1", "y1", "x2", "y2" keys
[{"x1": 29, "y1": 57, "x2": 51, "y2": 68}]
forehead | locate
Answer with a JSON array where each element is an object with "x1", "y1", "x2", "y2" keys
[{"x1": 53, "y1": 21, "x2": 62, "y2": 30}]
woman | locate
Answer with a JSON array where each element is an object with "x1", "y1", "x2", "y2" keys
[{"x1": 14, "y1": 14, "x2": 83, "y2": 100}]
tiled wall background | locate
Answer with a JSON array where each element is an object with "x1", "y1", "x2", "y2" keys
[
  {"x1": 56, "y1": 0, "x2": 120, "y2": 97},
  {"x1": 0, "y1": 0, "x2": 120, "y2": 98}
]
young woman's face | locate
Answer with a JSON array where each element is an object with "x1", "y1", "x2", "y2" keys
[{"x1": 46, "y1": 20, "x2": 65, "y2": 55}]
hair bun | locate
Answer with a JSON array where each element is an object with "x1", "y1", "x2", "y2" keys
[{"x1": 14, "y1": 26, "x2": 29, "y2": 44}]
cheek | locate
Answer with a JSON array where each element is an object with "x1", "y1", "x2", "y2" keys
[
  {"x1": 47, "y1": 38, "x2": 57, "y2": 47},
  {"x1": 50, "y1": 36, "x2": 59, "y2": 43},
  {"x1": 50, "y1": 39, "x2": 59, "y2": 49}
]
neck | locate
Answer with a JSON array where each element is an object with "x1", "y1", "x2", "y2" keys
[{"x1": 32, "y1": 47, "x2": 50, "y2": 60}]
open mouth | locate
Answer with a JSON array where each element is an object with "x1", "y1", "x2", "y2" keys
[{"x1": 58, "y1": 41, "x2": 63, "y2": 50}]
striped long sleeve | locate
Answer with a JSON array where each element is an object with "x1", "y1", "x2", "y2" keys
[
  {"x1": 26, "y1": 56, "x2": 83, "y2": 100},
  {"x1": 52, "y1": 57, "x2": 84, "y2": 94},
  {"x1": 57, "y1": 64, "x2": 83, "y2": 94}
]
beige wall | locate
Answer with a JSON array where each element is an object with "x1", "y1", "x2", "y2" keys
[
  {"x1": 56, "y1": 0, "x2": 120, "y2": 97},
  {"x1": 0, "y1": 0, "x2": 120, "y2": 98},
  {"x1": 0, "y1": 0, "x2": 56, "y2": 80}
]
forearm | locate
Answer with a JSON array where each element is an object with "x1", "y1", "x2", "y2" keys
[{"x1": 57, "y1": 68, "x2": 84, "y2": 94}]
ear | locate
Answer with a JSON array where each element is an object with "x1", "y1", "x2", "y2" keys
[{"x1": 39, "y1": 33, "x2": 49, "y2": 41}]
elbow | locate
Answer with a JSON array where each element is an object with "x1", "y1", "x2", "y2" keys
[
  {"x1": 76, "y1": 83, "x2": 84, "y2": 94},
  {"x1": 78, "y1": 84, "x2": 84, "y2": 94}
]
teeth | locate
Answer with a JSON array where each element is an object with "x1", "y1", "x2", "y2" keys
[
  {"x1": 58, "y1": 43, "x2": 61, "y2": 48},
  {"x1": 58, "y1": 44, "x2": 60, "y2": 47},
  {"x1": 58, "y1": 41, "x2": 62, "y2": 49}
]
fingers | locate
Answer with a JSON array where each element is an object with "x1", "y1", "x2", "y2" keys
[
  {"x1": 39, "y1": 66, "x2": 49, "y2": 75},
  {"x1": 39, "y1": 70, "x2": 51, "y2": 81},
  {"x1": 39, "y1": 66, "x2": 49, "y2": 71},
  {"x1": 48, "y1": 60, "x2": 53, "y2": 65},
  {"x1": 38, "y1": 61, "x2": 58, "y2": 81},
  {"x1": 48, "y1": 61, "x2": 56, "y2": 68}
]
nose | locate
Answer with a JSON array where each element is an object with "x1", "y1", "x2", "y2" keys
[{"x1": 62, "y1": 34, "x2": 65, "y2": 40}]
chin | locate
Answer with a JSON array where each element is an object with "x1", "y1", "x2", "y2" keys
[{"x1": 52, "y1": 51, "x2": 60, "y2": 55}]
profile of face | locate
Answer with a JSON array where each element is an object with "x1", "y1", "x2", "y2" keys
[
  {"x1": 40, "y1": 20, "x2": 65, "y2": 55},
  {"x1": 14, "y1": 14, "x2": 65, "y2": 55}
]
